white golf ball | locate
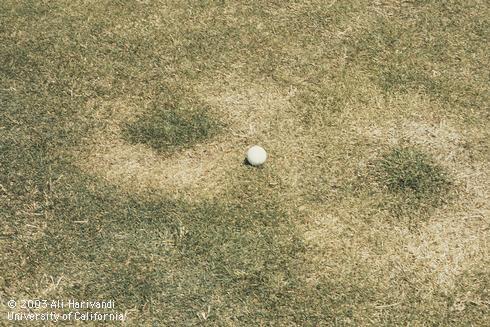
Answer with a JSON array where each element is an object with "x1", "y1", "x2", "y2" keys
[{"x1": 246, "y1": 145, "x2": 267, "y2": 166}]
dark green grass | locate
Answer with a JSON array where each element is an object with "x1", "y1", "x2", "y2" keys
[
  {"x1": 121, "y1": 100, "x2": 220, "y2": 152},
  {"x1": 372, "y1": 146, "x2": 453, "y2": 219},
  {"x1": 377, "y1": 147, "x2": 451, "y2": 200}
]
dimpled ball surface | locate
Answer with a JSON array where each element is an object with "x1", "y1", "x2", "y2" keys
[{"x1": 246, "y1": 145, "x2": 267, "y2": 166}]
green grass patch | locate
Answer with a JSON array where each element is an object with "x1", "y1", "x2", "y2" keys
[
  {"x1": 121, "y1": 101, "x2": 221, "y2": 152},
  {"x1": 375, "y1": 146, "x2": 452, "y2": 216},
  {"x1": 377, "y1": 147, "x2": 451, "y2": 197}
]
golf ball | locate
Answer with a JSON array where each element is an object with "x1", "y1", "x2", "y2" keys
[{"x1": 246, "y1": 145, "x2": 267, "y2": 166}]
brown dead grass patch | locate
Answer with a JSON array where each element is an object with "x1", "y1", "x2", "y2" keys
[
  {"x1": 75, "y1": 95, "x2": 234, "y2": 202},
  {"x1": 302, "y1": 88, "x2": 489, "y2": 307},
  {"x1": 74, "y1": 76, "x2": 322, "y2": 204}
]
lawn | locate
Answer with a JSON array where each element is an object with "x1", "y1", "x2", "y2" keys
[{"x1": 1, "y1": 0, "x2": 489, "y2": 326}]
